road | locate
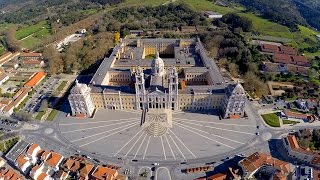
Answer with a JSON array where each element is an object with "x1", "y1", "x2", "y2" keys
[{"x1": 7, "y1": 100, "x2": 320, "y2": 179}]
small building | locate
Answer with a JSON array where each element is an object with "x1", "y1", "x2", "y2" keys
[
  {"x1": 76, "y1": 29, "x2": 87, "y2": 34},
  {"x1": 283, "y1": 135, "x2": 320, "y2": 167},
  {"x1": 91, "y1": 165, "x2": 119, "y2": 180},
  {"x1": 203, "y1": 11, "x2": 223, "y2": 19},
  {"x1": 239, "y1": 152, "x2": 292, "y2": 179},
  {"x1": 21, "y1": 60, "x2": 45, "y2": 68},
  {"x1": 42, "y1": 151, "x2": 64, "y2": 171},
  {"x1": 15, "y1": 154, "x2": 32, "y2": 175},
  {"x1": 0, "y1": 69, "x2": 9, "y2": 85},
  {"x1": 24, "y1": 71, "x2": 46, "y2": 88},
  {"x1": 26, "y1": 143, "x2": 43, "y2": 164},
  {"x1": 19, "y1": 52, "x2": 43, "y2": 61},
  {"x1": 129, "y1": 30, "x2": 144, "y2": 36}
]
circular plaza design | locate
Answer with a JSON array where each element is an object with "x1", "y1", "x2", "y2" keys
[{"x1": 58, "y1": 109, "x2": 257, "y2": 161}]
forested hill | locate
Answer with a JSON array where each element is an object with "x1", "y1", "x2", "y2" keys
[
  {"x1": 229, "y1": 0, "x2": 320, "y2": 31},
  {"x1": 0, "y1": 0, "x2": 124, "y2": 24}
]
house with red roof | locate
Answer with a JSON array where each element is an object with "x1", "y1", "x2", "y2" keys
[
  {"x1": 26, "y1": 143, "x2": 43, "y2": 164},
  {"x1": 15, "y1": 154, "x2": 32, "y2": 174},
  {"x1": 91, "y1": 165, "x2": 119, "y2": 180},
  {"x1": 41, "y1": 151, "x2": 64, "y2": 171},
  {"x1": 283, "y1": 135, "x2": 320, "y2": 167}
]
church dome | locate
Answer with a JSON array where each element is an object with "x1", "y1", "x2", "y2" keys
[{"x1": 151, "y1": 52, "x2": 165, "y2": 76}]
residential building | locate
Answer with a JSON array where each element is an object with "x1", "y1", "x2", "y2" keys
[
  {"x1": 282, "y1": 110, "x2": 318, "y2": 122},
  {"x1": 0, "y1": 157, "x2": 25, "y2": 180},
  {"x1": 42, "y1": 151, "x2": 64, "y2": 171},
  {"x1": 26, "y1": 143, "x2": 43, "y2": 164},
  {"x1": 91, "y1": 165, "x2": 119, "y2": 180},
  {"x1": 129, "y1": 30, "x2": 144, "y2": 36},
  {"x1": 55, "y1": 170, "x2": 68, "y2": 180},
  {"x1": 21, "y1": 60, "x2": 45, "y2": 68},
  {"x1": 15, "y1": 154, "x2": 32, "y2": 174},
  {"x1": 203, "y1": 11, "x2": 223, "y2": 19},
  {"x1": 19, "y1": 53, "x2": 43, "y2": 60},
  {"x1": 68, "y1": 38, "x2": 246, "y2": 119},
  {"x1": 2, "y1": 60, "x2": 19, "y2": 69},
  {"x1": 283, "y1": 135, "x2": 320, "y2": 167},
  {"x1": 0, "y1": 68, "x2": 9, "y2": 85},
  {"x1": 273, "y1": 54, "x2": 309, "y2": 67},
  {"x1": 79, "y1": 163, "x2": 94, "y2": 180},
  {"x1": 260, "y1": 44, "x2": 297, "y2": 55},
  {"x1": 239, "y1": 152, "x2": 292, "y2": 179}
]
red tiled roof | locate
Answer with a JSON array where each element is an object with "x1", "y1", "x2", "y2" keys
[
  {"x1": 16, "y1": 154, "x2": 28, "y2": 169},
  {"x1": 27, "y1": 143, "x2": 40, "y2": 156},
  {"x1": 91, "y1": 166, "x2": 118, "y2": 180},
  {"x1": 44, "y1": 152, "x2": 63, "y2": 167},
  {"x1": 239, "y1": 152, "x2": 291, "y2": 175},
  {"x1": 207, "y1": 173, "x2": 227, "y2": 180},
  {"x1": 24, "y1": 71, "x2": 46, "y2": 87},
  {"x1": 20, "y1": 52, "x2": 42, "y2": 57}
]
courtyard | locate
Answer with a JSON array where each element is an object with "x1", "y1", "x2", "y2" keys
[{"x1": 58, "y1": 109, "x2": 257, "y2": 162}]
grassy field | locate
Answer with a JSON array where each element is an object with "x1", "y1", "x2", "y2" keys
[
  {"x1": 57, "y1": 81, "x2": 68, "y2": 92},
  {"x1": 16, "y1": 20, "x2": 51, "y2": 49},
  {"x1": 181, "y1": 0, "x2": 235, "y2": 14},
  {"x1": 0, "y1": 137, "x2": 19, "y2": 153},
  {"x1": 47, "y1": 109, "x2": 58, "y2": 121},
  {"x1": 125, "y1": 0, "x2": 168, "y2": 6},
  {"x1": 283, "y1": 119, "x2": 300, "y2": 125},
  {"x1": 261, "y1": 113, "x2": 280, "y2": 127},
  {"x1": 35, "y1": 111, "x2": 45, "y2": 120},
  {"x1": 16, "y1": 20, "x2": 51, "y2": 40}
]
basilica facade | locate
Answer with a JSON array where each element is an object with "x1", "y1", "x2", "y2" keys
[{"x1": 68, "y1": 38, "x2": 246, "y2": 119}]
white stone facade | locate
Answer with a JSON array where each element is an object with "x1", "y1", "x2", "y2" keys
[
  {"x1": 68, "y1": 80, "x2": 95, "y2": 117},
  {"x1": 222, "y1": 83, "x2": 247, "y2": 119}
]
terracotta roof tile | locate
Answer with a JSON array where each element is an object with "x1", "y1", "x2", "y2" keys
[
  {"x1": 26, "y1": 143, "x2": 40, "y2": 156},
  {"x1": 44, "y1": 152, "x2": 63, "y2": 167},
  {"x1": 92, "y1": 166, "x2": 118, "y2": 180},
  {"x1": 24, "y1": 71, "x2": 46, "y2": 87},
  {"x1": 16, "y1": 154, "x2": 28, "y2": 169}
]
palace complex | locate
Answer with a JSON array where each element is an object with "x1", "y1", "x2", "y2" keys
[{"x1": 68, "y1": 38, "x2": 246, "y2": 119}]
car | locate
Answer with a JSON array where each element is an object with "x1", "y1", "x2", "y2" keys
[
  {"x1": 93, "y1": 159, "x2": 100, "y2": 163},
  {"x1": 180, "y1": 162, "x2": 187, "y2": 164},
  {"x1": 153, "y1": 163, "x2": 159, "y2": 166},
  {"x1": 256, "y1": 132, "x2": 260, "y2": 136},
  {"x1": 256, "y1": 126, "x2": 259, "y2": 129},
  {"x1": 132, "y1": 159, "x2": 138, "y2": 162}
]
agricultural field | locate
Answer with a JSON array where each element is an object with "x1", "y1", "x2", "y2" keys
[{"x1": 16, "y1": 20, "x2": 51, "y2": 50}]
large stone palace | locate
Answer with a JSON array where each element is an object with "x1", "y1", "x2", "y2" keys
[{"x1": 68, "y1": 38, "x2": 246, "y2": 119}]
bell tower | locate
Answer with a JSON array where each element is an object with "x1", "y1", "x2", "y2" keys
[
  {"x1": 135, "y1": 66, "x2": 146, "y2": 110},
  {"x1": 169, "y1": 66, "x2": 178, "y2": 110}
]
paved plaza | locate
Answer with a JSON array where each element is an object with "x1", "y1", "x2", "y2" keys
[{"x1": 58, "y1": 109, "x2": 257, "y2": 161}]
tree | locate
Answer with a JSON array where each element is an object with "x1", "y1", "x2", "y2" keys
[
  {"x1": 243, "y1": 72, "x2": 269, "y2": 98},
  {"x1": 3, "y1": 27, "x2": 21, "y2": 52},
  {"x1": 43, "y1": 45, "x2": 63, "y2": 75},
  {"x1": 114, "y1": 32, "x2": 120, "y2": 43},
  {"x1": 14, "y1": 111, "x2": 32, "y2": 122},
  {"x1": 228, "y1": 63, "x2": 239, "y2": 77}
]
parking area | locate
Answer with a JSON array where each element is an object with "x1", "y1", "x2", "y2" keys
[
  {"x1": 22, "y1": 76, "x2": 61, "y2": 114},
  {"x1": 5, "y1": 139, "x2": 29, "y2": 162}
]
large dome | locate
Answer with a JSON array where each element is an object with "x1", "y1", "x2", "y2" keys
[{"x1": 151, "y1": 52, "x2": 165, "y2": 76}]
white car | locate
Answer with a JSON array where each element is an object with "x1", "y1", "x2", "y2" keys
[{"x1": 153, "y1": 163, "x2": 159, "y2": 166}]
